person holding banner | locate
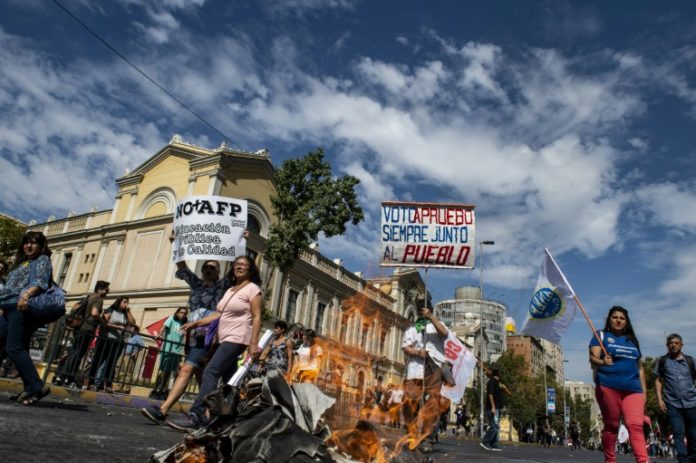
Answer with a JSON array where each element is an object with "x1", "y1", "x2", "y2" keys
[
  {"x1": 589, "y1": 306, "x2": 649, "y2": 463},
  {"x1": 401, "y1": 306, "x2": 450, "y2": 453},
  {"x1": 166, "y1": 255, "x2": 262, "y2": 432}
]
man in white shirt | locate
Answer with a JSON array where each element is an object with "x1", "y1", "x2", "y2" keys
[{"x1": 401, "y1": 306, "x2": 449, "y2": 453}]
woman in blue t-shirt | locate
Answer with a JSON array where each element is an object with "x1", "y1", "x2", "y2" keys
[{"x1": 589, "y1": 306, "x2": 648, "y2": 463}]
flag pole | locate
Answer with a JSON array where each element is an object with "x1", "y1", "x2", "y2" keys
[{"x1": 544, "y1": 249, "x2": 609, "y2": 358}]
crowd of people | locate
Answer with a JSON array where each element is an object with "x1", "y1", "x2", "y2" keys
[{"x1": 2, "y1": 231, "x2": 696, "y2": 462}]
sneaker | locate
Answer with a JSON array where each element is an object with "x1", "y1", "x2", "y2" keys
[
  {"x1": 490, "y1": 445, "x2": 503, "y2": 452},
  {"x1": 141, "y1": 405, "x2": 167, "y2": 425},
  {"x1": 166, "y1": 414, "x2": 200, "y2": 432},
  {"x1": 480, "y1": 442, "x2": 492, "y2": 451}
]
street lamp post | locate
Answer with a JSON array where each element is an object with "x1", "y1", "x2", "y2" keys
[
  {"x1": 562, "y1": 359, "x2": 569, "y2": 444},
  {"x1": 479, "y1": 240, "x2": 495, "y2": 439}
]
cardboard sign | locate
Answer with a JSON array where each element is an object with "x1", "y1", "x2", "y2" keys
[
  {"x1": 380, "y1": 201, "x2": 476, "y2": 268},
  {"x1": 172, "y1": 195, "x2": 247, "y2": 263}
]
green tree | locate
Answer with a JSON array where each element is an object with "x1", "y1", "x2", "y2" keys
[
  {"x1": 492, "y1": 351, "x2": 545, "y2": 435},
  {"x1": 567, "y1": 391, "x2": 593, "y2": 443},
  {"x1": 642, "y1": 356, "x2": 669, "y2": 432},
  {"x1": 266, "y1": 148, "x2": 364, "y2": 272},
  {"x1": 0, "y1": 216, "x2": 25, "y2": 259}
]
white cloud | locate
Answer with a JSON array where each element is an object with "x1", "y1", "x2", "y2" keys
[
  {"x1": 458, "y1": 42, "x2": 506, "y2": 99},
  {"x1": 635, "y1": 182, "x2": 696, "y2": 232}
]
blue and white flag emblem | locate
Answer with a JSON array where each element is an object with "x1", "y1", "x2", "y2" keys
[{"x1": 521, "y1": 249, "x2": 578, "y2": 343}]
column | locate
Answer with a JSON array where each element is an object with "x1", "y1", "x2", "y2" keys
[
  {"x1": 303, "y1": 283, "x2": 315, "y2": 327},
  {"x1": 107, "y1": 240, "x2": 124, "y2": 284},
  {"x1": 110, "y1": 196, "x2": 122, "y2": 224},
  {"x1": 65, "y1": 246, "x2": 84, "y2": 291},
  {"x1": 89, "y1": 241, "x2": 108, "y2": 289},
  {"x1": 125, "y1": 193, "x2": 137, "y2": 221}
]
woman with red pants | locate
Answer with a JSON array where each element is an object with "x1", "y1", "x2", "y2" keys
[{"x1": 589, "y1": 306, "x2": 648, "y2": 463}]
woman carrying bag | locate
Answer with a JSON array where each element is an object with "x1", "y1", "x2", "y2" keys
[
  {"x1": 166, "y1": 255, "x2": 262, "y2": 432},
  {"x1": 0, "y1": 231, "x2": 65, "y2": 405}
]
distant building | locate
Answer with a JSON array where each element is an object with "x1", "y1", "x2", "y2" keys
[
  {"x1": 435, "y1": 286, "x2": 507, "y2": 362},
  {"x1": 540, "y1": 339, "x2": 565, "y2": 385},
  {"x1": 506, "y1": 335, "x2": 545, "y2": 378},
  {"x1": 506, "y1": 335, "x2": 565, "y2": 385},
  {"x1": 565, "y1": 380, "x2": 602, "y2": 439}
]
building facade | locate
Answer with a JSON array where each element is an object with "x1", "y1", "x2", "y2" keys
[
  {"x1": 565, "y1": 380, "x2": 602, "y2": 439},
  {"x1": 434, "y1": 286, "x2": 507, "y2": 362},
  {"x1": 506, "y1": 335, "x2": 565, "y2": 385},
  {"x1": 27, "y1": 136, "x2": 420, "y2": 391}
]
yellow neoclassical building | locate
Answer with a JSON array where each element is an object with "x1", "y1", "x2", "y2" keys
[{"x1": 28, "y1": 136, "x2": 425, "y2": 389}]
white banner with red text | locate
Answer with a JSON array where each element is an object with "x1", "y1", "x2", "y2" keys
[{"x1": 380, "y1": 201, "x2": 475, "y2": 268}]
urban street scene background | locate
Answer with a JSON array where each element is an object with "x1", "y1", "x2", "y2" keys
[{"x1": 3, "y1": 1, "x2": 696, "y2": 462}]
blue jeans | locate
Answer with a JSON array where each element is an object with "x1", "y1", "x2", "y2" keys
[
  {"x1": 0, "y1": 303, "x2": 43, "y2": 394},
  {"x1": 189, "y1": 342, "x2": 245, "y2": 420},
  {"x1": 482, "y1": 409, "x2": 500, "y2": 447},
  {"x1": 666, "y1": 403, "x2": 696, "y2": 463}
]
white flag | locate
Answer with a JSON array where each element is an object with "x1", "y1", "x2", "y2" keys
[
  {"x1": 440, "y1": 331, "x2": 478, "y2": 403},
  {"x1": 520, "y1": 249, "x2": 579, "y2": 344}
]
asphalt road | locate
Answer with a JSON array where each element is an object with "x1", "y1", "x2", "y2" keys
[{"x1": 0, "y1": 390, "x2": 667, "y2": 462}]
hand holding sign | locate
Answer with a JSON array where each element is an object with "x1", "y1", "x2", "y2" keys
[{"x1": 172, "y1": 195, "x2": 248, "y2": 263}]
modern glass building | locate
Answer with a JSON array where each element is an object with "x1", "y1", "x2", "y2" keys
[{"x1": 435, "y1": 286, "x2": 507, "y2": 362}]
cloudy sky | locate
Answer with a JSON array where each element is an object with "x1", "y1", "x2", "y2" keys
[{"x1": 3, "y1": 0, "x2": 696, "y2": 383}]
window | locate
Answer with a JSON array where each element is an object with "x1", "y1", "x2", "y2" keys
[
  {"x1": 57, "y1": 252, "x2": 72, "y2": 287},
  {"x1": 84, "y1": 255, "x2": 89, "y2": 263},
  {"x1": 90, "y1": 253, "x2": 96, "y2": 263},
  {"x1": 247, "y1": 214, "x2": 261, "y2": 235},
  {"x1": 78, "y1": 273, "x2": 84, "y2": 283},
  {"x1": 315, "y1": 302, "x2": 326, "y2": 334},
  {"x1": 285, "y1": 289, "x2": 299, "y2": 323}
]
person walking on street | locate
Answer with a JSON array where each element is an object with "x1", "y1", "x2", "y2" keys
[
  {"x1": 141, "y1": 232, "x2": 234, "y2": 424},
  {"x1": 0, "y1": 232, "x2": 55, "y2": 405},
  {"x1": 401, "y1": 306, "x2": 450, "y2": 453},
  {"x1": 655, "y1": 333, "x2": 696, "y2": 463},
  {"x1": 589, "y1": 305, "x2": 649, "y2": 463},
  {"x1": 166, "y1": 255, "x2": 262, "y2": 432},
  {"x1": 480, "y1": 367, "x2": 504, "y2": 452},
  {"x1": 570, "y1": 421, "x2": 581, "y2": 450}
]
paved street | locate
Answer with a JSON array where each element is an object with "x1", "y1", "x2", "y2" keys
[{"x1": 0, "y1": 390, "x2": 671, "y2": 462}]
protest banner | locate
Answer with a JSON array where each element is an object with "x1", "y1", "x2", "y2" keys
[
  {"x1": 380, "y1": 201, "x2": 476, "y2": 268},
  {"x1": 172, "y1": 195, "x2": 247, "y2": 263}
]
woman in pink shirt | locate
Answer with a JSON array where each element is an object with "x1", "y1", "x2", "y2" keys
[{"x1": 166, "y1": 255, "x2": 262, "y2": 432}]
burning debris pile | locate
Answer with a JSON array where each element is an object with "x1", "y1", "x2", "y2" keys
[{"x1": 150, "y1": 371, "x2": 430, "y2": 463}]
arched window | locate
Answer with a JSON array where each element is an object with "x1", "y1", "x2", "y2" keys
[
  {"x1": 245, "y1": 200, "x2": 271, "y2": 238},
  {"x1": 247, "y1": 214, "x2": 261, "y2": 234},
  {"x1": 135, "y1": 187, "x2": 176, "y2": 219}
]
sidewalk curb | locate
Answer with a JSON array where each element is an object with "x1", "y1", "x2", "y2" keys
[{"x1": 0, "y1": 377, "x2": 190, "y2": 412}]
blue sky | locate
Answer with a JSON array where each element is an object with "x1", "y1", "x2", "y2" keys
[{"x1": 2, "y1": 0, "x2": 696, "y2": 383}]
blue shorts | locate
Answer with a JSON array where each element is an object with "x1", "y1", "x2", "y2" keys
[{"x1": 185, "y1": 346, "x2": 208, "y2": 367}]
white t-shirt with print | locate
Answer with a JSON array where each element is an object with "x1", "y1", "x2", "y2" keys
[{"x1": 402, "y1": 322, "x2": 447, "y2": 380}]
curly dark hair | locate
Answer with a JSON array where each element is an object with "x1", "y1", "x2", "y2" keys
[
  {"x1": 227, "y1": 255, "x2": 262, "y2": 286},
  {"x1": 13, "y1": 231, "x2": 52, "y2": 268},
  {"x1": 602, "y1": 305, "x2": 640, "y2": 353}
]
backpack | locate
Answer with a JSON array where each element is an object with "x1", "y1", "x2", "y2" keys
[
  {"x1": 66, "y1": 295, "x2": 90, "y2": 329},
  {"x1": 657, "y1": 354, "x2": 696, "y2": 381}
]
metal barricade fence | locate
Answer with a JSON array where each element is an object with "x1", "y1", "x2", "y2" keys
[{"x1": 39, "y1": 320, "x2": 198, "y2": 398}]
